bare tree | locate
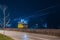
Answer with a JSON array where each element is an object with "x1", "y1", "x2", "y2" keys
[
  {"x1": 0, "y1": 5, "x2": 10, "y2": 34},
  {"x1": 3, "y1": 5, "x2": 10, "y2": 28}
]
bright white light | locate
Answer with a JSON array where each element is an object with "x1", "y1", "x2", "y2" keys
[
  {"x1": 21, "y1": 19, "x2": 28, "y2": 24},
  {"x1": 23, "y1": 33, "x2": 28, "y2": 40},
  {"x1": 21, "y1": 19, "x2": 24, "y2": 23}
]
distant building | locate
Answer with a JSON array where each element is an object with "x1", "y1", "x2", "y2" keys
[
  {"x1": 18, "y1": 23, "x2": 28, "y2": 29},
  {"x1": 18, "y1": 19, "x2": 28, "y2": 29}
]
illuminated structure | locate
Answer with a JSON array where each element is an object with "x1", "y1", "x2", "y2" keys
[{"x1": 18, "y1": 19, "x2": 28, "y2": 29}]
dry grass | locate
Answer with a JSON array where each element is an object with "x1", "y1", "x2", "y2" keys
[{"x1": 0, "y1": 33, "x2": 13, "y2": 40}]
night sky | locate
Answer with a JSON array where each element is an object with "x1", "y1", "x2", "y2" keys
[
  {"x1": 0, "y1": 0, "x2": 60, "y2": 28},
  {"x1": 0, "y1": 0, "x2": 59, "y2": 18}
]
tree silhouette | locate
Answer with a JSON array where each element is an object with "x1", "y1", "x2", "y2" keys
[{"x1": 0, "y1": 5, "x2": 10, "y2": 28}]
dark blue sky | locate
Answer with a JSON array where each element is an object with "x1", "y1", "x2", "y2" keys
[
  {"x1": 0, "y1": 0, "x2": 60, "y2": 19},
  {"x1": 0, "y1": 0, "x2": 60, "y2": 28}
]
